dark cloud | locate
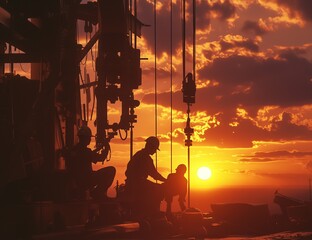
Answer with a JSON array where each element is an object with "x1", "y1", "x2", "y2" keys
[
  {"x1": 277, "y1": 47, "x2": 309, "y2": 57},
  {"x1": 276, "y1": 0, "x2": 312, "y2": 22},
  {"x1": 241, "y1": 20, "x2": 268, "y2": 36},
  {"x1": 196, "y1": 1, "x2": 211, "y2": 31},
  {"x1": 198, "y1": 52, "x2": 312, "y2": 112},
  {"x1": 211, "y1": 0, "x2": 236, "y2": 21},
  {"x1": 270, "y1": 112, "x2": 312, "y2": 141},
  {"x1": 202, "y1": 111, "x2": 312, "y2": 148},
  {"x1": 197, "y1": 0, "x2": 236, "y2": 28},
  {"x1": 240, "y1": 151, "x2": 312, "y2": 162},
  {"x1": 137, "y1": 0, "x2": 237, "y2": 56},
  {"x1": 201, "y1": 117, "x2": 264, "y2": 148},
  {"x1": 240, "y1": 158, "x2": 275, "y2": 162},
  {"x1": 142, "y1": 67, "x2": 171, "y2": 79},
  {"x1": 220, "y1": 38, "x2": 259, "y2": 52},
  {"x1": 137, "y1": 0, "x2": 181, "y2": 56},
  {"x1": 251, "y1": 172, "x2": 309, "y2": 183},
  {"x1": 251, "y1": 151, "x2": 312, "y2": 158}
]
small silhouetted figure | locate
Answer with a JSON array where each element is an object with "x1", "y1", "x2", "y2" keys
[
  {"x1": 125, "y1": 136, "x2": 166, "y2": 216},
  {"x1": 164, "y1": 164, "x2": 187, "y2": 214},
  {"x1": 65, "y1": 126, "x2": 116, "y2": 200}
]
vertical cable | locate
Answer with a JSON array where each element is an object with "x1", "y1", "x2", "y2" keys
[
  {"x1": 130, "y1": 0, "x2": 137, "y2": 159},
  {"x1": 134, "y1": 0, "x2": 137, "y2": 49},
  {"x1": 190, "y1": 0, "x2": 197, "y2": 210},
  {"x1": 130, "y1": 0, "x2": 133, "y2": 47},
  {"x1": 187, "y1": 112, "x2": 191, "y2": 208},
  {"x1": 193, "y1": 0, "x2": 196, "y2": 79},
  {"x1": 9, "y1": 44, "x2": 13, "y2": 73},
  {"x1": 154, "y1": 0, "x2": 158, "y2": 170},
  {"x1": 309, "y1": 177, "x2": 312, "y2": 201},
  {"x1": 181, "y1": 0, "x2": 189, "y2": 207},
  {"x1": 182, "y1": 0, "x2": 185, "y2": 81},
  {"x1": 170, "y1": 0, "x2": 173, "y2": 173}
]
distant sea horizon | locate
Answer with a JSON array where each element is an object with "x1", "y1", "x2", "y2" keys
[{"x1": 160, "y1": 185, "x2": 312, "y2": 214}]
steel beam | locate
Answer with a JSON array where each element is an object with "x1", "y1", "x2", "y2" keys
[
  {"x1": 0, "y1": 53, "x2": 42, "y2": 63},
  {"x1": 77, "y1": 31, "x2": 100, "y2": 63},
  {"x1": 0, "y1": 5, "x2": 42, "y2": 52}
]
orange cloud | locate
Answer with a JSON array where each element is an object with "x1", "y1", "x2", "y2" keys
[{"x1": 257, "y1": 0, "x2": 311, "y2": 27}]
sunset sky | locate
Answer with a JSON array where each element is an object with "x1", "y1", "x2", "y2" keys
[
  {"x1": 9, "y1": 0, "x2": 312, "y2": 193},
  {"x1": 98, "y1": 0, "x2": 312, "y2": 191},
  {"x1": 83, "y1": 0, "x2": 312, "y2": 193}
]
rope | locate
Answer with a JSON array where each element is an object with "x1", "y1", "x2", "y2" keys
[
  {"x1": 130, "y1": 0, "x2": 137, "y2": 159},
  {"x1": 81, "y1": 32, "x2": 88, "y2": 66},
  {"x1": 154, "y1": 0, "x2": 158, "y2": 171},
  {"x1": 181, "y1": 0, "x2": 188, "y2": 207},
  {"x1": 89, "y1": 25, "x2": 98, "y2": 121},
  {"x1": 181, "y1": 0, "x2": 197, "y2": 209},
  {"x1": 90, "y1": 32, "x2": 95, "y2": 72},
  {"x1": 9, "y1": 44, "x2": 13, "y2": 73},
  {"x1": 193, "y1": 0, "x2": 196, "y2": 79},
  {"x1": 90, "y1": 85, "x2": 96, "y2": 120},
  {"x1": 182, "y1": 0, "x2": 185, "y2": 81},
  {"x1": 170, "y1": 0, "x2": 173, "y2": 173},
  {"x1": 134, "y1": 0, "x2": 137, "y2": 49},
  {"x1": 130, "y1": 0, "x2": 133, "y2": 47}
]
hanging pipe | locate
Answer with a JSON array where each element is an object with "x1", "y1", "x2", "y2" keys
[
  {"x1": 181, "y1": 0, "x2": 196, "y2": 209},
  {"x1": 184, "y1": 103, "x2": 194, "y2": 208}
]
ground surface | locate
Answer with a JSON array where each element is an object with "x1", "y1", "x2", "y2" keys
[{"x1": 216, "y1": 231, "x2": 312, "y2": 240}]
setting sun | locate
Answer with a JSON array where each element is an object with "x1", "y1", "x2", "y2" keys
[{"x1": 197, "y1": 166, "x2": 212, "y2": 180}]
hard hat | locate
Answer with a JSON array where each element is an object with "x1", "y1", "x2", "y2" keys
[
  {"x1": 145, "y1": 136, "x2": 160, "y2": 150},
  {"x1": 176, "y1": 164, "x2": 187, "y2": 174},
  {"x1": 77, "y1": 125, "x2": 92, "y2": 137}
]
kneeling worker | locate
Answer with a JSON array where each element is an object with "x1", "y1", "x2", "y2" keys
[{"x1": 164, "y1": 164, "x2": 187, "y2": 214}]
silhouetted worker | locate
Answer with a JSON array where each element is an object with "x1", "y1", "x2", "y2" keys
[
  {"x1": 65, "y1": 125, "x2": 116, "y2": 200},
  {"x1": 125, "y1": 136, "x2": 166, "y2": 216},
  {"x1": 164, "y1": 164, "x2": 187, "y2": 214}
]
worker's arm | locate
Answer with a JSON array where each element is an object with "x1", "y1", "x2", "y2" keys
[
  {"x1": 90, "y1": 148, "x2": 108, "y2": 163},
  {"x1": 148, "y1": 158, "x2": 166, "y2": 182},
  {"x1": 91, "y1": 141, "x2": 110, "y2": 163},
  {"x1": 178, "y1": 178, "x2": 187, "y2": 211}
]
